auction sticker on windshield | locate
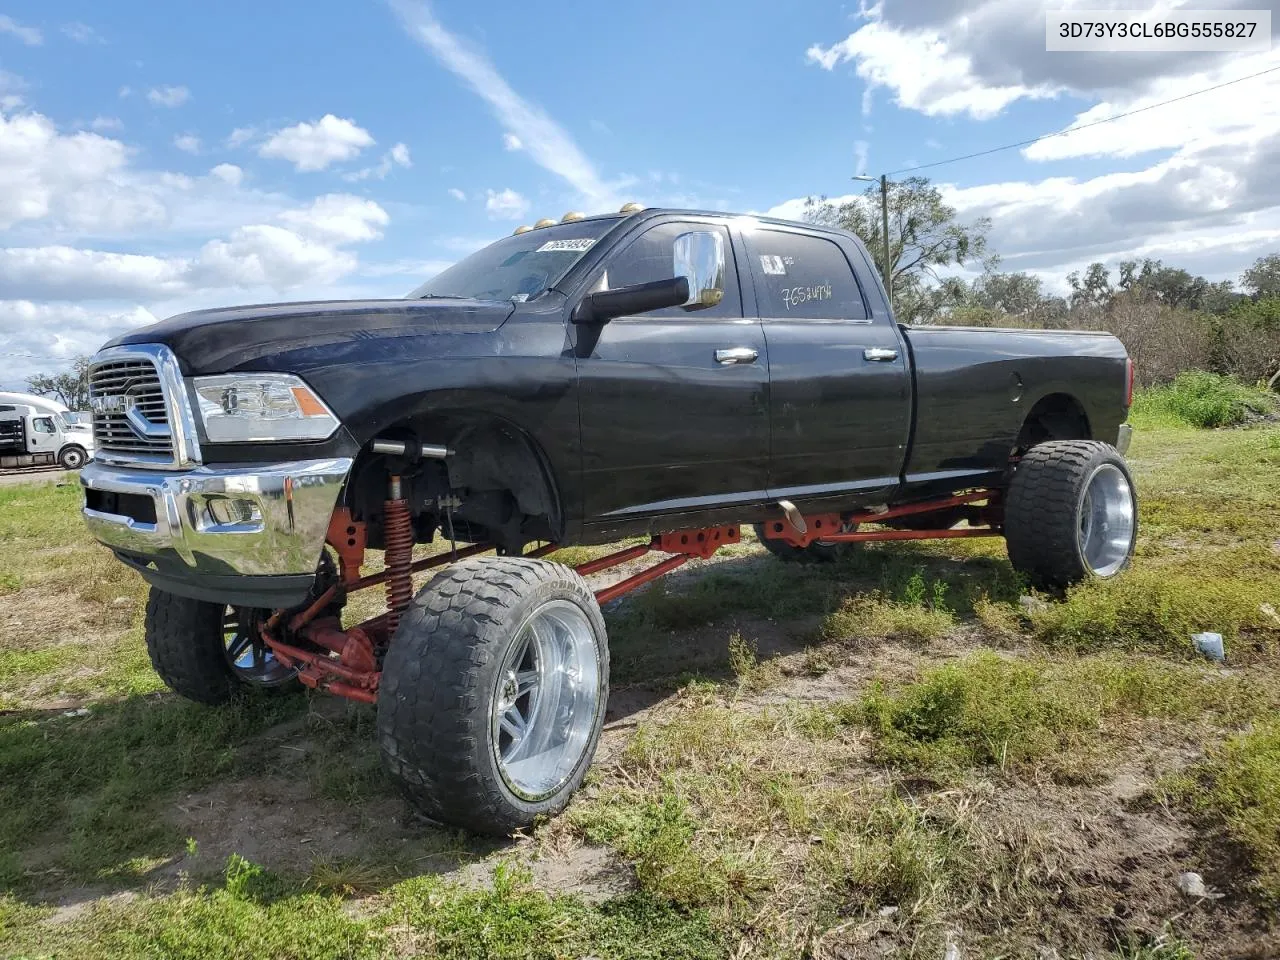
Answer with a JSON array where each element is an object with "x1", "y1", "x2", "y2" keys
[{"x1": 537, "y1": 238, "x2": 597, "y2": 253}]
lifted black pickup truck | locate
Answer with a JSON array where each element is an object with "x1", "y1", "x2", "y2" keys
[{"x1": 81, "y1": 206, "x2": 1136, "y2": 833}]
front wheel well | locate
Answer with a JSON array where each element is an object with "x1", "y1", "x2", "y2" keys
[
  {"x1": 343, "y1": 413, "x2": 563, "y2": 553},
  {"x1": 1015, "y1": 393, "x2": 1091, "y2": 454}
]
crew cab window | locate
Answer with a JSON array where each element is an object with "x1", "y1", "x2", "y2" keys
[
  {"x1": 751, "y1": 231, "x2": 868, "y2": 320},
  {"x1": 595, "y1": 222, "x2": 742, "y2": 318},
  {"x1": 32, "y1": 417, "x2": 55, "y2": 434}
]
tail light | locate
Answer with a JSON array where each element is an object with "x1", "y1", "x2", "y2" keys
[{"x1": 1125, "y1": 358, "x2": 1134, "y2": 407}]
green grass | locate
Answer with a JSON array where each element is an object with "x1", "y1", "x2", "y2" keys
[
  {"x1": 6, "y1": 417, "x2": 1280, "y2": 955},
  {"x1": 1130, "y1": 371, "x2": 1276, "y2": 429},
  {"x1": 1163, "y1": 721, "x2": 1280, "y2": 903},
  {"x1": 568, "y1": 689, "x2": 980, "y2": 955},
  {"x1": 2, "y1": 860, "x2": 724, "y2": 960},
  {"x1": 0, "y1": 694, "x2": 309, "y2": 889},
  {"x1": 857, "y1": 651, "x2": 1279, "y2": 781}
]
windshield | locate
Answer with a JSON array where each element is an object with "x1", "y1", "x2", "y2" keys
[{"x1": 408, "y1": 218, "x2": 621, "y2": 302}]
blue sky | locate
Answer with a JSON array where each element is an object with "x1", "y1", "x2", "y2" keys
[{"x1": 1, "y1": 0, "x2": 1278, "y2": 386}]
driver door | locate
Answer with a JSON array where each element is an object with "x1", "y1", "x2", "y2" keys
[
  {"x1": 572, "y1": 219, "x2": 770, "y2": 535},
  {"x1": 29, "y1": 416, "x2": 55, "y2": 454}
]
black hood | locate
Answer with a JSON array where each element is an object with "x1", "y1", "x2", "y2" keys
[{"x1": 106, "y1": 298, "x2": 515, "y2": 375}]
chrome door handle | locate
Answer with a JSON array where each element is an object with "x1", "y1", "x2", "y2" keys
[
  {"x1": 715, "y1": 347, "x2": 759, "y2": 365},
  {"x1": 863, "y1": 348, "x2": 899, "y2": 362}
]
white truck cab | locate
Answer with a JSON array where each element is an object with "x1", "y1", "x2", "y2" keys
[{"x1": 0, "y1": 394, "x2": 95, "y2": 469}]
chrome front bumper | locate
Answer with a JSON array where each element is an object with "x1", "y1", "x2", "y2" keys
[{"x1": 81, "y1": 457, "x2": 353, "y2": 586}]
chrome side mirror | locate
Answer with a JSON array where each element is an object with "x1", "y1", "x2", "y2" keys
[{"x1": 673, "y1": 231, "x2": 725, "y2": 309}]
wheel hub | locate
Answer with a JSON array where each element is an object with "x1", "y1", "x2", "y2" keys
[
  {"x1": 491, "y1": 599, "x2": 600, "y2": 801},
  {"x1": 1078, "y1": 463, "x2": 1135, "y2": 578}
]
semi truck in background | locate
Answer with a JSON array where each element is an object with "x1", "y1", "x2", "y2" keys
[{"x1": 0, "y1": 392, "x2": 95, "y2": 470}]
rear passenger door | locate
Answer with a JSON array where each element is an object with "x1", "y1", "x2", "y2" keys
[{"x1": 743, "y1": 226, "x2": 911, "y2": 509}]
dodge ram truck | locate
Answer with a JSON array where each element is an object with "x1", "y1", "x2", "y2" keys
[{"x1": 80, "y1": 205, "x2": 1137, "y2": 834}]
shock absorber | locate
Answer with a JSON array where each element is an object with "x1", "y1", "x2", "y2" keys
[{"x1": 383, "y1": 475, "x2": 413, "y2": 635}]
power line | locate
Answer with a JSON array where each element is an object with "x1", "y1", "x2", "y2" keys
[
  {"x1": 0, "y1": 351, "x2": 80, "y2": 361},
  {"x1": 885, "y1": 64, "x2": 1280, "y2": 177}
]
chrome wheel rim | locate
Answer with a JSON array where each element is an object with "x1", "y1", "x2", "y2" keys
[
  {"x1": 491, "y1": 599, "x2": 601, "y2": 802},
  {"x1": 1078, "y1": 464, "x2": 1135, "y2": 577},
  {"x1": 63, "y1": 450, "x2": 84, "y2": 469},
  {"x1": 223, "y1": 607, "x2": 295, "y2": 686}
]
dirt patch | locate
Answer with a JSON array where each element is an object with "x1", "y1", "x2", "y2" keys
[
  {"x1": 0, "y1": 470, "x2": 71, "y2": 488},
  {"x1": 164, "y1": 776, "x2": 423, "y2": 881},
  {"x1": 969, "y1": 779, "x2": 1280, "y2": 960}
]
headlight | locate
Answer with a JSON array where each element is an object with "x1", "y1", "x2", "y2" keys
[{"x1": 192, "y1": 374, "x2": 340, "y2": 443}]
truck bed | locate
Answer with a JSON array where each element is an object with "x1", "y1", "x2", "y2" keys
[{"x1": 899, "y1": 324, "x2": 1129, "y2": 494}]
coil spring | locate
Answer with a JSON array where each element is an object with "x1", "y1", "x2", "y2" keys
[{"x1": 383, "y1": 497, "x2": 413, "y2": 634}]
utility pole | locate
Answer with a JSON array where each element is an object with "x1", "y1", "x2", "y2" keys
[{"x1": 854, "y1": 174, "x2": 892, "y2": 308}]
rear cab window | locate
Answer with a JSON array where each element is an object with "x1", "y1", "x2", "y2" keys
[{"x1": 746, "y1": 229, "x2": 869, "y2": 320}]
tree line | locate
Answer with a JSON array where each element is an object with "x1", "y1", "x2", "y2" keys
[{"x1": 806, "y1": 178, "x2": 1280, "y2": 389}]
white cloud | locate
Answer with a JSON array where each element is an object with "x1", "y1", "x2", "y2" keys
[
  {"x1": 342, "y1": 142, "x2": 412, "y2": 182},
  {"x1": 853, "y1": 140, "x2": 869, "y2": 176},
  {"x1": 147, "y1": 86, "x2": 190, "y2": 108},
  {"x1": 0, "y1": 15, "x2": 41, "y2": 46},
  {"x1": 0, "y1": 109, "x2": 132, "y2": 230},
  {"x1": 277, "y1": 194, "x2": 389, "y2": 244},
  {"x1": 209, "y1": 163, "x2": 243, "y2": 187},
  {"x1": 226, "y1": 126, "x2": 256, "y2": 148},
  {"x1": 788, "y1": 1, "x2": 1280, "y2": 285},
  {"x1": 0, "y1": 246, "x2": 188, "y2": 300},
  {"x1": 1023, "y1": 51, "x2": 1280, "y2": 163},
  {"x1": 61, "y1": 22, "x2": 103, "y2": 44},
  {"x1": 485, "y1": 187, "x2": 528, "y2": 220},
  {"x1": 173, "y1": 133, "x2": 201, "y2": 154},
  {"x1": 765, "y1": 193, "x2": 859, "y2": 222},
  {"x1": 448, "y1": 188, "x2": 466, "y2": 201},
  {"x1": 0, "y1": 302, "x2": 158, "y2": 387},
  {"x1": 90, "y1": 116, "x2": 123, "y2": 132},
  {"x1": 807, "y1": 19, "x2": 1059, "y2": 119},
  {"x1": 0, "y1": 204, "x2": 382, "y2": 302},
  {"x1": 391, "y1": 0, "x2": 623, "y2": 209},
  {"x1": 259, "y1": 114, "x2": 374, "y2": 171},
  {"x1": 189, "y1": 225, "x2": 358, "y2": 291},
  {"x1": 503, "y1": 132, "x2": 522, "y2": 151}
]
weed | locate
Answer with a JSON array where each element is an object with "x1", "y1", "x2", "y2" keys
[
  {"x1": 1130, "y1": 372, "x2": 1276, "y2": 429},
  {"x1": 726, "y1": 632, "x2": 780, "y2": 693},
  {"x1": 822, "y1": 593, "x2": 955, "y2": 645},
  {"x1": 857, "y1": 652, "x2": 1280, "y2": 781}
]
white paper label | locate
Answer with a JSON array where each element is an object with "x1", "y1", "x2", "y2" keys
[
  {"x1": 760, "y1": 255, "x2": 787, "y2": 276},
  {"x1": 537, "y1": 238, "x2": 597, "y2": 253}
]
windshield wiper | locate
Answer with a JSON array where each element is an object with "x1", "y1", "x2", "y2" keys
[{"x1": 416, "y1": 293, "x2": 470, "y2": 300}]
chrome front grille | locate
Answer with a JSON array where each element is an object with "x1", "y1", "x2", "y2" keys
[
  {"x1": 89, "y1": 358, "x2": 174, "y2": 459},
  {"x1": 86, "y1": 344, "x2": 201, "y2": 469}
]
